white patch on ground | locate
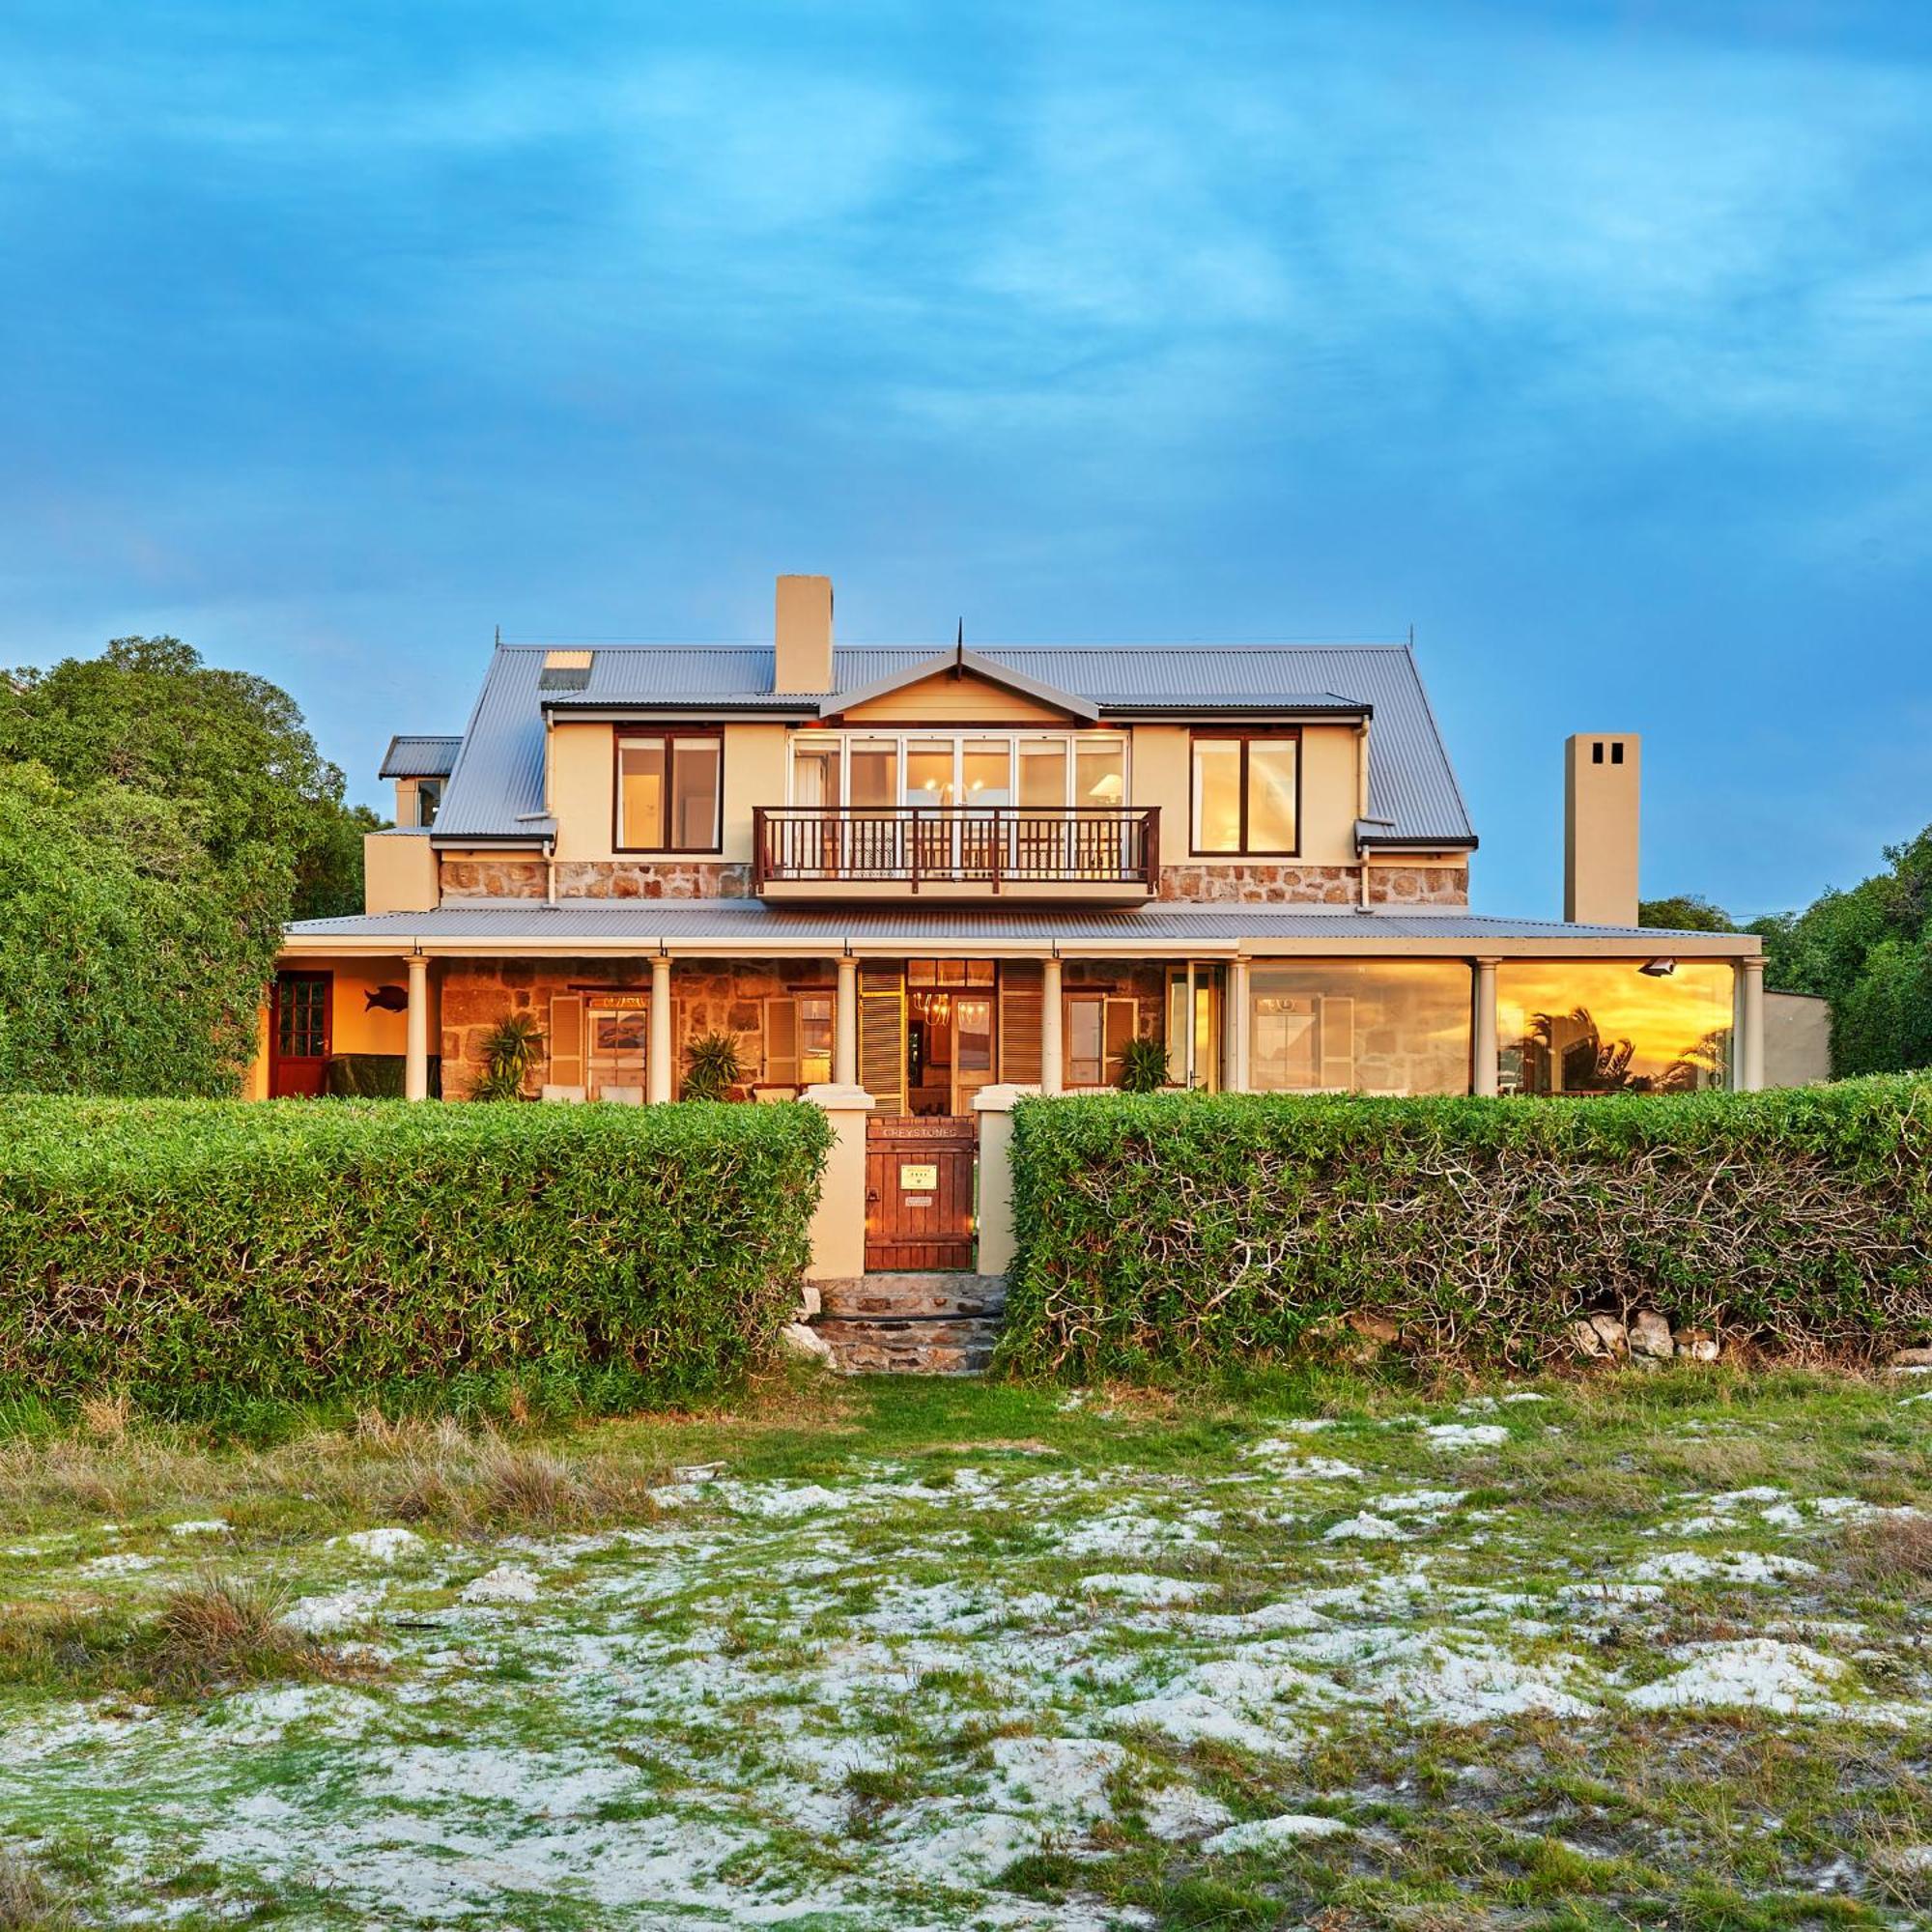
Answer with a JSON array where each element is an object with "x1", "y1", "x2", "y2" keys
[
  {"x1": 1056, "y1": 1508, "x2": 1218, "y2": 1558},
  {"x1": 1080, "y1": 1573, "x2": 1207, "y2": 1605},
  {"x1": 1628, "y1": 1640, "x2": 1852, "y2": 1714},
  {"x1": 1630, "y1": 1550, "x2": 1820, "y2": 1585},
  {"x1": 212, "y1": 1684, "x2": 383, "y2": 1745},
  {"x1": 461, "y1": 1563, "x2": 542, "y2": 1605},
  {"x1": 282, "y1": 1583, "x2": 387, "y2": 1634},
  {"x1": 1202, "y1": 1812, "x2": 1350, "y2": 1852},
  {"x1": 331, "y1": 1526, "x2": 425, "y2": 1562},
  {"x1": 1375, "y1": 1490, "x2": 1467, "y2": 1515},
  {"x1": 1142, "y1": 1783, "x2": 1235, "y2": 1840},
  {"x1": 80, "y1": 1552, "x2": 157, "y2": 1574},
  {"x1": 1324, "y1": 1514, "x2": 1408, "y2": 1542},
  {"x1": 1422, "y1": 1424, "x2": 1509, "y2": 1450},
  {"x1": 166, "y1": 1520, "x2": 231, "y2": 1537}
]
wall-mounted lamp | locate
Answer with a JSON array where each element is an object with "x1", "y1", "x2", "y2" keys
[{"x1": 1638, "y1": 958, "x2": 1677, "y2": 978}]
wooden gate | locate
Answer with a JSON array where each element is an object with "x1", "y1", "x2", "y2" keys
[{"x1": 866, "y1": 1117, "x2": 977, "y2": 1271}]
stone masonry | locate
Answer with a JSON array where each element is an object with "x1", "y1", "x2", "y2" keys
[
  {"x1": 1156, "y1": 862, "x2": 1467, "y2": 906},
  {"x1": 440, "y1": 859, "x2": 754, "y2": 901}
]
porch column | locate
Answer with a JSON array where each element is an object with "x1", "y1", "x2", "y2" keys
[
  {"x1": 834, "y1": 954, "x2": 859, "y2": 1087},
  {"x1": 973, "y1": 1083, "x2": 1036, "y2": 1276},
  {"x1": 649, "y1": 955, "x2": 674, "y2": 1103},
  {"x1": 1230, "y1": 957, "x2": 1252, "y2": 1092},
  {"x1": 404, "y1": 953, "x2": 430, "y2": 1101},
  {"x1": 1736, "y1": 954, "x2": 1766, "y2": 1093},
  {"x1": 801, "y1": 1083, "x2": 875, "y2": 1282},
  {"x1": 1472, "y1": 957, "x2": 1500, "y2": 1097},
  {"x1": 1040, "y1": 957, "x2": 1064, "y2": 1094}
]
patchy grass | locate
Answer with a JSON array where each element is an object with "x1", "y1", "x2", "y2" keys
[{"x1": 0, "y1": 1367, "x2": 1929, "y2": 1928}]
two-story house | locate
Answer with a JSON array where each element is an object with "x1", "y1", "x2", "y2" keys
[{"x1": 256, "y1": 575, "x2": 1765, "y2": 1153}]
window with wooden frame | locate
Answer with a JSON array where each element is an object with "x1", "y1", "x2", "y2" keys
[
  {"x1": 615, "y1": 731, "x2": 723, "y2": 852},
  {"x1": 1189, "y1": 729, "x2": 1300, "y2": 855},
  {"x1": 1065, "y1": 993, "x2": 1139, "y2": 1088},
  {"x1": 762, "y1": 993, "x2": 833, "y2": 1089}
]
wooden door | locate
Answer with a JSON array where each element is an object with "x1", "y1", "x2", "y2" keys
[
  {"x1": 952, "y1": 994, "x2": 995, "y2": 1116},
  {"x1": 866, "y1": 1117, "x2": 976, "y2": 1271},
  {"x1": 270, "y1": 971, "x2": 332, "y2": 1096}
]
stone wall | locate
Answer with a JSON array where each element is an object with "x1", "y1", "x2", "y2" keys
[
  {"x1": 1156, "y1": 862, "x2": 1466, "y2": 907},
  {"x1": 439, "y1": 860, "x2": 754, "y2": 901}
]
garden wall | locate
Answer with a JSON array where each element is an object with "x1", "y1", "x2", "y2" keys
[
  {"x1": 0, "y1": 1097, "x2": 829, "y2": 1412},
  {"x1": 998, "y1": 1079, "x2": 1932, "y2": 1377}
]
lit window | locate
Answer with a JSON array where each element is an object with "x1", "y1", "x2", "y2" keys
[
  {"x1": 618, "y1": 733, "x2": 722, "y2": 851},
  {"x1": 1191, "y1": 733, "x2": 1298, "y2": 854}
]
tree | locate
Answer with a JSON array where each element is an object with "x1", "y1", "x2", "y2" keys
[
  {"x1": 1639, "y1": 895, "x2": 1736, "y2": 933},
  {"x1": 0, "y1": 638, "x2": 372, "y2": 1094}
]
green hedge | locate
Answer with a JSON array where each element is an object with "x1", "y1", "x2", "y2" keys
[
  {"x1": 0, "y1": 1096, "x2": 830, "y2": 1412},
  {"x1": 998, "y1": 1080, "x2": 1932, "y2": 1378}
]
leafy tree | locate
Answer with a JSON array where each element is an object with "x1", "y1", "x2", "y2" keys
[
  {"x1": 0, "y1": 638, "x2": 371, "y2": 1094},
  {"x1": 1638, "y1": 895, "x2": 1736, "y2": 933}
]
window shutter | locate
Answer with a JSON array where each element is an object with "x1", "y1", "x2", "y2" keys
[
  {"x1": 859, "y1": 967, "x2": 905, "y2": 1116},
  {"x1": 1103, "y1": 998, "x2": 1138, "y2": 1085},
  {"x1": 549, "y1": 993, "x2": 585, "y2": 1089},
  {"x1": 1319, "y1": 996, "x2": 1355, "y2": 1089},
  {"x1": 764, "y1": 998, "x2": 799, "y2": 1087},
  {"x1": 1000, "y1": 963, "x2": 1042, "y2": 1084}
]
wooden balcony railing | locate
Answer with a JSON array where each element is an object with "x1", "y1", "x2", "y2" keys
[{"x1": 753, "y1": 806, "x2": 1159, "y2": 895}]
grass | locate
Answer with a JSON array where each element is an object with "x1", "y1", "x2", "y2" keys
[{"x1": 0, "y1": 1365, "x2": 1929, "y2": 1928}]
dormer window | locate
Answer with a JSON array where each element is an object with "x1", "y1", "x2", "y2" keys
[
  {"x1": 415, "y1": 779, "x2": 442, "y2": 829},
  {"x1": 1190, "y1": 729, "x2": 1300, "y2": 855},
  {"x1": 616, "y1": 731, "x2": 723, "y2": 852}
]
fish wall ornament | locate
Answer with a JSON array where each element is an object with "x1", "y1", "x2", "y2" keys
[{"x1": 364, "y1": 985, "x2": 410, "y2": 1013}]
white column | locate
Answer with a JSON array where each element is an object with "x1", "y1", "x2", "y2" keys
[
  {"x1": 834, "y1": 955, "x2": 859, "y2": 1087},
  {"x1": 1230, "y1": 957, "x2": 1252, "y2": 1092},
  {"x1": 973, "y1": 1083, "x2": 1036, "y2": 1276},
  {"x1": 800, "y1": 1082, "x2": 875, "y2": 1281},
  {"x1": 1472, "y1": 957, "x2": 1500, "y2": 1097},
  {"x1": 405, "y1": 954, "x2": 430, "y2": 1101},
  {"x1": 649, "y1": 955, "x2": 673, "y2": 1103},
  {"x1": 1737, "y1": 955, "x2": 1766, "y2": 1093},
  {"x1": 1040, "y1": 957, "x2": 1064, "y2": 1094}
]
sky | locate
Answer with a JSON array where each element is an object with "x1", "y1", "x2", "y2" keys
[{"x1": 2, "y1": 0, "x2": 1929, "y2": 920}]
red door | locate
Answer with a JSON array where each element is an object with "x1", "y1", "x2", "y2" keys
[
  {"x1": 270, "y1": 972, "x2": 332, "y2": 1096},
  {"x1": 866, "y1": 1117, "x2": 977, "y2": 1271}
]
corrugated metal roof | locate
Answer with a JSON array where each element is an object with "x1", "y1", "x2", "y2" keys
[
  {"x1": 379, "y1": 734, "x2": 464, "y2": 779},
  {"x1": 286, "y1": 899, "x2": 1733, "y2": 948},
  {"x1": 432, "y1": 641, "x2": 1476, "y2": 847}
]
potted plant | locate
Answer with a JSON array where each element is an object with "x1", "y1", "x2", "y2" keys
[
  {"x1": 1116, "y1": 1035, "x2": 1170, "y2": 1094},
  {"x1": 681, "y1": 1032, "x2": 744, "y2": 1102},
  {"x1": 470, "y1": 1013, "x2": 544, "y2": 1101}
]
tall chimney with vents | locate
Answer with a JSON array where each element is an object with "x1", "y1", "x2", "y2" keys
[
  {"x1": 1564, "y1": 732, "x2": 1641, "y2": 926},
  {"x1": 774, "y1": 575, "x2": 834, "y2": 695}
]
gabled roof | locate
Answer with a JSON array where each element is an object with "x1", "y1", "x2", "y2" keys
[
  {"x1": 428, "y1": 641, "x2": 1475, "y2": 848},
  {"x1": 823, "y1": 646, "x2": 1101, "y2": 722},
  {"x1": 378, "y1": 734, "x2": 463, "y2": 780}
]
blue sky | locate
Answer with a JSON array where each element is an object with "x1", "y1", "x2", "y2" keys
[{"x1": 3, "y1": 0, "x2": 1929, "y2": 918}]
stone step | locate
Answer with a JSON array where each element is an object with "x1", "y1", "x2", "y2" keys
[
  {"x1": 816, "y1": 1273, "x2": 1009, "y2": 1321},
  {"x1": 811, "y1": 1315, "x2": 1002, "y2": 1377}
]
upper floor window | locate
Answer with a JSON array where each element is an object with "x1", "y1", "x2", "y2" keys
[
  {"x1": 617, "y1": 731, "x2": 722, "y2": 852},
  {"x1": 416, "y1": 778, "x2": 442, "y2": 829},
  {"x1": 788, "y1": 731, "x2": 1126, "y2": 810},
  {"x1": 1191, "y1": 730, "x2": 1299, "y2": 855}
]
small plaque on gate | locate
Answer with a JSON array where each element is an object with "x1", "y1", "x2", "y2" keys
[{"x1": 899, "y1": 1162, "x2": 938, "y2": 1190}]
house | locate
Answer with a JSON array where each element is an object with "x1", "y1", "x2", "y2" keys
[{"x1": 253, "y1": 576, "x2": 1765, "y2": 1182}]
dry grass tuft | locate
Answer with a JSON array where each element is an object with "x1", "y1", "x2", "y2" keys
[
  {"x1": 1840, "y1": 1512, "x2": 1932, "y2": 1602},
  {"x1": 78, "y1": 1393, "x2": 130, "y2": 1441},
  {"x1": 0, "y1": 1851, "x2": 75, "y2": 1931},
  {"x1": 151, "y1": 1575, "x2": 317, "y2": 1692}
]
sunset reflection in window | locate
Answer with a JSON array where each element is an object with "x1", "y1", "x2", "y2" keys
[{"x1": 1496, "y1": 961, "x2": 1734, "y2": 1094}]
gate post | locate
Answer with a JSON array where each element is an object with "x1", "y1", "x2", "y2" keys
[
  {"x1": 971, "y1": 1083, "x2": 1037, "y2": 1277},
  {"x1": 800, "y1": 1084, "x2": 874, "y2": 1283}
]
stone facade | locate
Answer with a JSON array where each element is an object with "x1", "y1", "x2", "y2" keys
[
  {"x1": 440, "y1": 859, "x2": 754, "y2": 901},
  {"x1": 1156, "y1": 861, "x2": 1467, "y2": 906}
]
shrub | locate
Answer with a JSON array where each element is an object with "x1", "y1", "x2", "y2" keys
[
  {"x1": 325, "y1": 1053, "x2": 441, "y2": 1100},
  {"x1": 0, "y1": 1096, "x2": 829, "y2": 1412},
  {"x1": 681, "y1": 1032, "x2": 742, "y2": 1102},
  {"x1": 469, "y1": 1015, "x2": 544, "y2": 1101},
  {"x1": 1115, "y1": 1036, "x2": 1170, "y2": 1094},
  {"x1": 997, "y1": 1079, "x2": 1932, "y2": 1378}
]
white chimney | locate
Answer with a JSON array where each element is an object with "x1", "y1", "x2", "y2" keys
[
  {"x1": 774, "y1": 575, "x2": 834, "y2": 695},
  {"x1": 1563, "y1": 732, "x2": 1641, "y2": 926}
]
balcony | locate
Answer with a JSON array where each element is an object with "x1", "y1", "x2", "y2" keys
[{"x1": 753, "y1": 806, "x2": 1160, "y2": 902}]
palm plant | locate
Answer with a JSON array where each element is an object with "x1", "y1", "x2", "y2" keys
[
  {"x1": 1116, "y1": 1035, "x2": 1170, "y2": 1094},
  {"x1": 469, "y1": 1013, "x2": 544, "y2": 1101},
  {"x1": 681, "y1": 1032, "x2": 743, "y2": 1102}
]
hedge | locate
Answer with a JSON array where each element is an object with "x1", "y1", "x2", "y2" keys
[
  {"x1": 0, "y1": 1096, "x2": 830, "y2": 1412},
  {"x1": 997, "y1": 1078, "x2": 1932, "y2": 1378}
]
